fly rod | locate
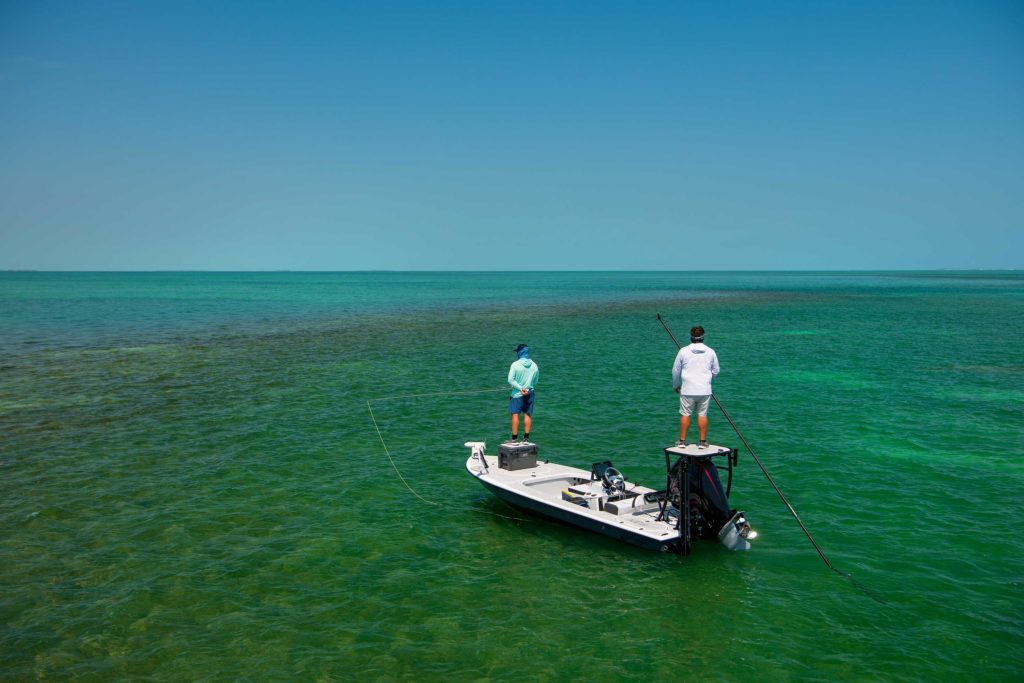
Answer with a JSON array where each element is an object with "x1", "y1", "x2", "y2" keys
[{"x1": 657, "y1": 313, "x2": 837, "y2": 572}]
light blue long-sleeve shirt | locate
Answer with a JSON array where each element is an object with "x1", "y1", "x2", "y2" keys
[{"x1": 508, "y1": 358, "x2": 538, "y2": 398}]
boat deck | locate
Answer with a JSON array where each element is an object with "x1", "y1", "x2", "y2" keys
[
  {"x1": 464, "y1": 440, "x2": 752, "y2": 553},
  {"x1": 465, "y1": 447, "x2": 684, "y2": 547}
]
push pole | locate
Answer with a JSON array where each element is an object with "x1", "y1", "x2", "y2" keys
[{"x1": 657, "y1": 313, "x2": 836, "y2": 571}]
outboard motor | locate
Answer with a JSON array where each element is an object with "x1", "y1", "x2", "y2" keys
[
  {"x1": 668, "y1": 456, "x2": 733, "y2": 539},
  {"x1": 666, "y1": 449, "x2": 757, "y2": 552}
]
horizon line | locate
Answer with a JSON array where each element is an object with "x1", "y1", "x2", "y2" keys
[{"x1": 2, "y1": 268, "x2": 1020, "y2": 274}]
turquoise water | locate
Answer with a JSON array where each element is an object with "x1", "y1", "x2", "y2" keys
[{"x1": 1, "y1": 271, "x2": 1022, "y2": 681}]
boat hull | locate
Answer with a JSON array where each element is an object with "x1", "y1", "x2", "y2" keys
[
  {"x1": 465, "y1": 447, "x2": 683, "y2": 552},
  {"x1": 477, "y1": 477, "x2": 678, "y2": 552}
]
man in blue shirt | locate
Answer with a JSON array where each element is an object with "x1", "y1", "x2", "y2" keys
[{"x1": 507, "y1": 343, "x2": 539, "y2": 444}]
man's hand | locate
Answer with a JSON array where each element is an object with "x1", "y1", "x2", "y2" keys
[{"x1": 674, "y1": 387, "x2": 680, "y2": 394}]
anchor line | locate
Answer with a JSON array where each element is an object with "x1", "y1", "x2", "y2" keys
[{"x1": 366, "y1": 387, "x2": 530, "y2": 522}]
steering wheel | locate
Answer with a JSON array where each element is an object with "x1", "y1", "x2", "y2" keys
[{"x1": 602, "y1": 467, "x2": 625, "y2": 493}]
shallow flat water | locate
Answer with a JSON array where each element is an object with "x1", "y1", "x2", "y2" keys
[{"x1": 1, "y1": 271, "x2": 1022, "y2": 681}]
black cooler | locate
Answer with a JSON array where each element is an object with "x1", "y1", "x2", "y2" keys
[{"x1": 498, "y1": 442, "x2": 538, "y2": 471}]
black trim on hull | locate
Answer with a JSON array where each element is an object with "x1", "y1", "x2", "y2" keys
[{"x1": 479, "y1": 479, "x2": 679, "y2": 553}]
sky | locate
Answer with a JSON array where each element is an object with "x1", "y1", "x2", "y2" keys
[{"x1": 1, "y1": 1, "x2": 1022, "y2": 270}]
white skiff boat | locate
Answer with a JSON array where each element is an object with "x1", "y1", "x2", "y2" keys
[{"x1": 464, "y1": 440, "x2": 755, "y2": 554}]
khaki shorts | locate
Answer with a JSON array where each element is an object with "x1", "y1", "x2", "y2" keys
[{"x1": 679, "y1": 394, "x2": 711, "y2": 417}]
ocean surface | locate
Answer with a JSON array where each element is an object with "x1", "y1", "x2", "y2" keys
[{"x1": 1, "y1": 271, "x2": 1021, "y2": 682}]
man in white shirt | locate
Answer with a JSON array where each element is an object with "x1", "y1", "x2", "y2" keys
[{"x1": 671, "y1": 325, "x2": 720, "y2": 449}]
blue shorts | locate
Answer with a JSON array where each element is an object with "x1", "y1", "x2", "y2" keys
[{"x1": 509, "y1": 392, "x2": 535, "y2": 415}]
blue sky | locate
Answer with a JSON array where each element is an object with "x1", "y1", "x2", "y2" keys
[{"x1": 1, "y1": 1, "x2": 1021, "y2": 270}]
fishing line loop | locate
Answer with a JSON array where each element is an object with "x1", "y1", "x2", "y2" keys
[{"x1": 367, "y1": 387, "x2": 530, "y2": 522}]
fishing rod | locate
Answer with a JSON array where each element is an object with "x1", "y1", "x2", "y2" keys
[{"x1": 657, "y1": 313, "x2": 837, "y2": 572}]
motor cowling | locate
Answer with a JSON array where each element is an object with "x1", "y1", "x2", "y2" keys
[{"x1": 669, "y1": 456, "x2": 734, "y2": 539}]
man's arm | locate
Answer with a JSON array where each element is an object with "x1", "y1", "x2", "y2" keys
[
  {"x1": 508, "y1": 364, "x2": 521, "y2": 392},
  {"x1": 671, "y1": 349, "x2": 684, "y2": 392},
  {"x1": 710, "y1": 351, "x2": 720, "y2": 378}
]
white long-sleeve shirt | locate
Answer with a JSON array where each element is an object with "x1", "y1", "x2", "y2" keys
[{"x1": 672, "y1": 343, "x2": 720, "y2": 395}]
